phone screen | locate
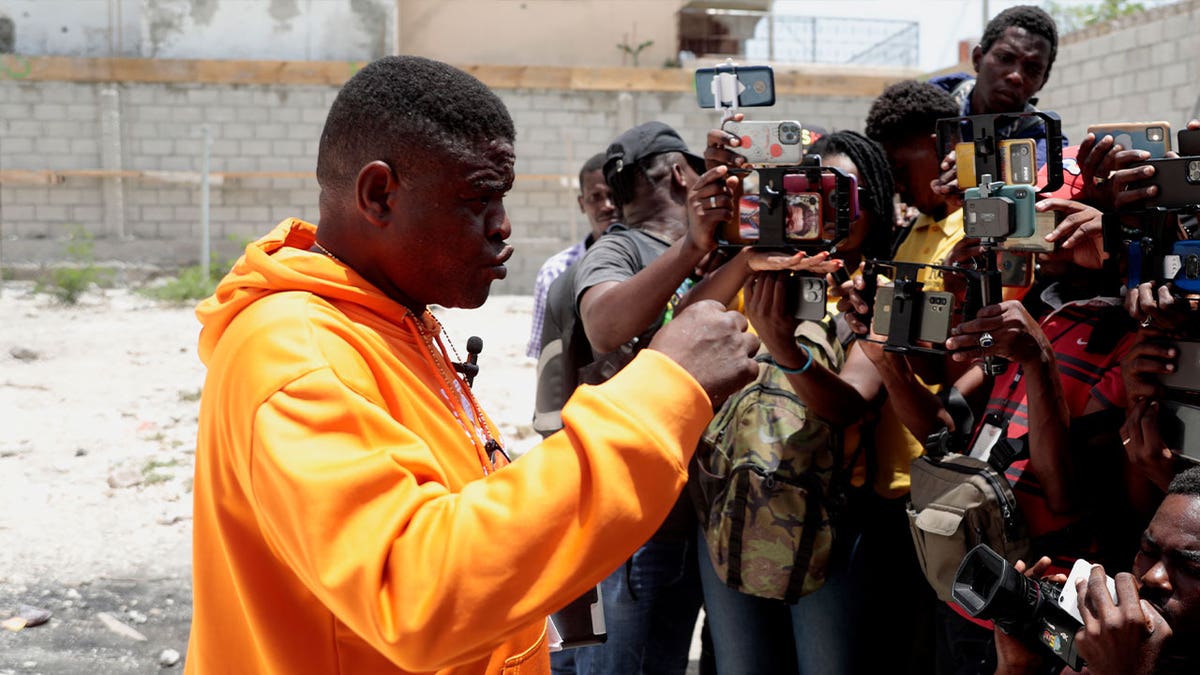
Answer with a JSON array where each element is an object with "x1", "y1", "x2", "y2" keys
[{"x1": 695, "y1": 65, "x2": 776, "y2": 109}]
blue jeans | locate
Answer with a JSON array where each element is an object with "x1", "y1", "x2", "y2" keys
[
  {"x1": 574, "y1": 533, "x2": 703, "y2": 675},
  {"x1": 698, "y1": 525, "x2": 865, "y2": 675}
]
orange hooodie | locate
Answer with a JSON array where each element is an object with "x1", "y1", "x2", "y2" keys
[{"x1": 187, "y1": 219, "x2": 713, "y2": 674}]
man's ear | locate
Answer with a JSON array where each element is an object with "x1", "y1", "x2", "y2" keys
[
  {"x1": 355, "y1": 161, "x2": 401, "y2": 228},
  {"x1": 971, "y1": 44, "x2": 983, "y2": 73},
  {"x1": 577, "y1": 194, "x2": 586, "y2": 214}
]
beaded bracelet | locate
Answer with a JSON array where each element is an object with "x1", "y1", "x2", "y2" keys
[{"x1": 767, "y1": 344, "x2": 813, "y2": 375}]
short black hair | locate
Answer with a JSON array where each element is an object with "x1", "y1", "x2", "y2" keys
[
  {"x1": 865, "y1": 80, "x2": 960, "y2": 146},
  {"x1": 809, "y1": 130, "x2": 894, "y2": 261},
  {"x1": 1169, "y1": 465, "x2": 1200, "y2": 497},
  {"x1": 981, "y1": 5, "x2": 1058, "y2": 77},
  {"x1": 316, "y1": 55, "x2": 515, "y2": 194},
  {"x1": 607, "y1": 151, "x2": 682, "y2": 210},
  {"x1": 578, "y1": 152, "x2": 607, "y2": 191}
]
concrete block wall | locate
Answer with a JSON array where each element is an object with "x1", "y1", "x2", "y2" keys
[
  {"x1": 0, "y1": 77, "x2": 876, "y2": 293},
  {"x1": 1035, "y1": 0, "x2": 1200, "y2": 144}
]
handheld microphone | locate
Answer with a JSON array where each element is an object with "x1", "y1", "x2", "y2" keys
[{"x1": 454, "y1": 336, "x2": 483, "y2": 387}]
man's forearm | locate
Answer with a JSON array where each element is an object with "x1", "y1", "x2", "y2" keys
[
  {"x1": 1022, "y1": 352, "x2": 1075, "y2": 514},
  {"x1": 582, "y1": 237, "x2": 708, "y2": 353}
]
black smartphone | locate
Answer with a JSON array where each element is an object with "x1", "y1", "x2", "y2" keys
[
  {"x1": 1179, "y1": 128, "x2": 1200, "y2": 157},
  {"x1": 695, "y1": 64, "x2": 775, "y2": 109}
]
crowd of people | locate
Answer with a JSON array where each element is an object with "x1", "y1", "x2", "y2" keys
[{"x1": 182, "y1": 4, "x2": 1200, "y2": 675}]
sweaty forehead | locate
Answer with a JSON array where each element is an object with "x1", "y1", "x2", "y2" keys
[
  {"x1": 992, "y1": 26, "x2": 1051, "y2": 59},
  {"x1": 1151, "y1": 494, "x2": 1200, "y2": 552},
  {"x1": 455, "y1": 139, "x2": 515, "y2": 187}
]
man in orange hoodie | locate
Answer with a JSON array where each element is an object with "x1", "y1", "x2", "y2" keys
[{"x1": 186, "y1": 55, "x2": 758, "y2": 675}]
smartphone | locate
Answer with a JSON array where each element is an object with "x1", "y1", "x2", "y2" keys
[
  {"x1": 872, "y1": 286, "x2": 955, "y2": 344},
  {"x1": 999, "y1": 249, "x2": 1035, "y2": 287},
  {"x1": 782, "y1": 171, "x2": 860, "y2": 224},
  {"x1": 1133, "y1": 157, "x2": 1200, "y2": 210},
  {"x1": 1055, "y1": 558, "x2": 1117, "y2": 624},
  {"x1": 724, "y1": 120, "x2": 806, "y2": 166},
  {"x1": 1001, "y1": 209, "x2": 1058, "y2": 253},
  {"x1": 549, "y1": 585, "x2": 607, "y2": 648},
  {"x1": 956, "y1": 141, "x2": 979, "y2": 189},
  {"x1": 999, "y1": 139, "x2": 1036, "y2": 185},
  {"x1": 963, "y1": 184, "x2": 1037, "y2": 239},
  {"x1": 786, "y1": 275, "x2": 828, "y2": 322},
  {"x1": 695, "y1": 64, "x2": 775, "y2": 109},
  {"x1": 1087, "y1": 122, "x2": 1172, "y2": 157},
  {"x1": 1161, "y1": 341, "x2": 1200, "y2": 393},
  {"x1": 1159, "y1": 399, "x2": 1200, "y2": 462},
  {"x1": 1179, "y1": 128, "x2": 1200, "y2": 156}
]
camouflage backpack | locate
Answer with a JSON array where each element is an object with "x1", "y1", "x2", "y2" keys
[{"x1": 691, "y1": 320, "x2": 855, "y2": 603}]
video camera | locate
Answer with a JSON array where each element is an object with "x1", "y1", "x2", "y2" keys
[
  {"x1": 695, "y1": 61, "x2": 859, "y2": 321},
  {"x1": 953, "y1": 544, "x2": 1116, "y2": 671}
]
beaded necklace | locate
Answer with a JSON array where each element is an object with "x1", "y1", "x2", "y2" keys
[
  {"x1": 309, "y1": 239, "x2": 509, "y2": 473},
  {"x1": 408, "y1": 310, "x2": 509, "y2": 474}
]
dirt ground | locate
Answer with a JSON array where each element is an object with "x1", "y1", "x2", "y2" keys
[{"x1": 0, "y1": 284, "x2": 543, "y2": 673}]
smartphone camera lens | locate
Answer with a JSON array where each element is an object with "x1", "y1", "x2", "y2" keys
[
  {"x1": 1187, "y1": 159, "x2": 1200, "y2": 184},
  {"x1": 778, "y1": 122, "x2": 801, "y2": 145},
  {"x1": 1148, "y1": 127, "x2": 1165, "y2": 142}
]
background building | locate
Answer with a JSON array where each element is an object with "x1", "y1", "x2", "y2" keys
[{"x1": 1, "y1": 0, "x2": 1196, "y2": 293}]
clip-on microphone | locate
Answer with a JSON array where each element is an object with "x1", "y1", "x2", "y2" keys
[{"x1": 453, "y1": 336, "x2": 483, "y2": 388}]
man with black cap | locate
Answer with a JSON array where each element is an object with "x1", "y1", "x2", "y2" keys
[{"x1": 569, "y1": 121, "x2": 736, "y2": 675}]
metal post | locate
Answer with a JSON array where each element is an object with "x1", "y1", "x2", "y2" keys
[{"x1": 201, "y1": 124, "x2": 212, "y2": 279}]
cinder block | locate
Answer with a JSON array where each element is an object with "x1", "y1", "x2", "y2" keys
[
  {"x1": 204, "y1": 106, "x2": 237, "y2": 123},
  {"x1": 238, "y1": 206, "x2": 272, "y2": 222},
  {"x1": 240, "y1": 140, "x2": 272, "y2": 156},
  {"x1": 251, "y1": 125, "x2": 284, "y2": 141},
  {"x1": 35, "y1": 138, "x2": 70, "y2": 155},
  {"x1": 286, "y1": 123, "x2": 321, "y2": 140},
  {"x1": 143, "y1": 139, "x2": 174, "y2": 156},
  {"x1": 71, "y1": 205, "x2": 104, "y2": 225},
  {"x1": 187, "y1": 88, "x2": 221, "y2": 105},
  {"x1": 160, "y1": 156, "x2": 194, "y2": 172},
  {"x1": 1152, "y1": 41, "x2": 1178, "y2": 65},
  {"x1": 270, "y1": 140, "x2": 304, "y2": 157},
  {"x1": 221, "y1": 123, "x2": 255, "y2": 140},
  {"x1": 35, "y1": 205, "x2": 69, "y2": 221},
  {"x1": 301, "y1": 108, "x2": 329, "y2": 124},
  {"x1": 9, "y1": 120, "x2": 40, "y2": 136},
  {"x1": 142, "y1": 206, "x2": 175, "y2": 222},
  {"x1": 136, "y1": 105, "x2": 176, "y2": 123},
  {"x1": 269, "y1": 107, "x2": 301, "y2": 124},
  {"x1": 1162, "y1": 63, "x2": 1188, "y2": 88},
  {"x1": 257, "y1": 157, "x2": 292, "y2": 172},
  {"x1": 2, "y1": 137, "x2": 35, "y2": 155},
  {"x1": 218, "y1": 89, "x2": 256, "y2": 107}
]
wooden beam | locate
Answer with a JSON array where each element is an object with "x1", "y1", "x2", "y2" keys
[{"x1": 0, "y1": 55, "x2": 914, "y2": 98}]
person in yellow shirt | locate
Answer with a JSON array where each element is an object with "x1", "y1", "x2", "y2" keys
[{"x1": 185, "y1": 55, "x2": 760, "y2": 675}]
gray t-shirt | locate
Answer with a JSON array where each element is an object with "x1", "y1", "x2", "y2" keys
[{"x1": 572, "y1": 227, "x2": 670, "y2": 314}]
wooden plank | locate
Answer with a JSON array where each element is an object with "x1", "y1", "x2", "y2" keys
[{"x1": 1, "y1": 55, "x2": 915, "y2": 97}]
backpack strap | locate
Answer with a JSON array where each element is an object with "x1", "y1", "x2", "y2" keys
[
  {"x1": 986, "y1": 433, "x2": 1029, "y2": 473},
  {"x1": 784, "y1": 472, "x2": 825, "y2": 600}
]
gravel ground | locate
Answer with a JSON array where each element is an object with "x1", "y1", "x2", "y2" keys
[{"x1": 0, "y1": 284, "x2": 541, "y2": 673}]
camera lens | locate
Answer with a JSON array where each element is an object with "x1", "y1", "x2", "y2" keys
[
  {"x1": 1148, "y1": 127, "x2": 1165, "y2": 142},
  {"x1": 1188, "y1": 159, "x2": 1200, "y2": 184},
  {"x1": 779, "y1": 122, "x2": 801, "y2": 145},
  {"x1": 1016, "y1": 145, "x2": 1029, "y2": 156},
  {"x1": 953, "y1": 544, "x2": 1052, "y2": 631}
]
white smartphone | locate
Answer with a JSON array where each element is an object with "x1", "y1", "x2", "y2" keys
[{"x1": 1055, "y1": 557, "x2": 1117, "y2": 624}]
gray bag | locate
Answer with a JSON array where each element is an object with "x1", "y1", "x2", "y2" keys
[{"x1": 907, "y1": 450, "x2": 1030, "y2": 602}]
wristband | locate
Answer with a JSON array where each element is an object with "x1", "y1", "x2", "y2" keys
[{"x1": 768, "y1": 345, "x2": 813, "y2": 375}]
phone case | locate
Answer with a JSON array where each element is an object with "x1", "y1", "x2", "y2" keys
[
  {"x1": 1001, "y1": 210, "x2": 1057, "y2": 253},
  {"x1": 549, "y1": 585, "x2": 607, "y2": 649},
  {"x1": 999, "y1": 139, "x2": 1037, "y2": 185},
  {"x1": 724, "y1": 120, "x2": 805, "y2": 166},
  {"x1": 871, "y1": 287, "x2": 954, "y2": 343},
  {"x1": 1161, "y1": 341, "x2": 1200, "y2": 393},
  {"x1": 1136, "y1": 157, "x2": 1200, "y2": 210},
  {"x1": 1086, "y1": 122, "x2": 1172, "y2": 157},
  {"x1": 1179, "y1": 128, "x2": 1200, "y2": 156},
  {"x1": 998, "y1": 250, "x2": 1035, "y2": 287},
  {"x1": 956, "y1": 141, "x2": 979, "y2": 189},
  {"x1": 1159, "y1": 399, "x2": 1200, "y2": 463}
]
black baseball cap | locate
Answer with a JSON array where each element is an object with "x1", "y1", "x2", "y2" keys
[{"x1": 603, "y1": 121, "x2": 707, "y2": 187}]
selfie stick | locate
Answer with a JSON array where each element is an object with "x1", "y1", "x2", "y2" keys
[{"x1": 714, "y1": 59, "x2": 740, "y2": 122}]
